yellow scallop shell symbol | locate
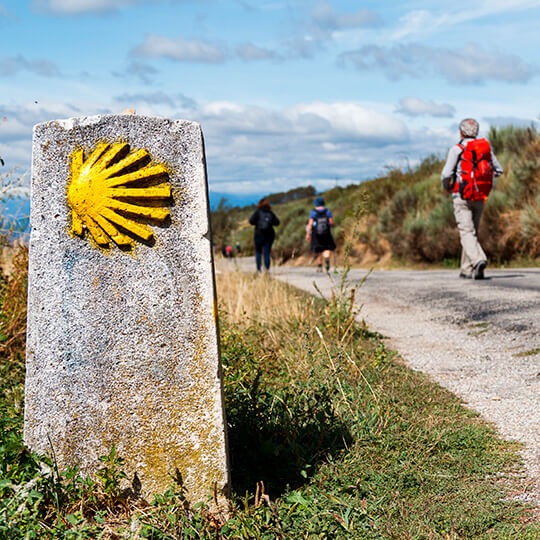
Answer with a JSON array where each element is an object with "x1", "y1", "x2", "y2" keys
[{"x1": 67, "y1": 142, "x2": 171, "y2": 249}]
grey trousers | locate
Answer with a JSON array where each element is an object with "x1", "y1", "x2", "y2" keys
[{"x1": 453, "y1": 197, "x2": 487, "y2": 273}]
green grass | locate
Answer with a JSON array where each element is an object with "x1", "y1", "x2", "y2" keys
[{"x1": 0, "y1": 259, "x2": 538, "y2": 537}]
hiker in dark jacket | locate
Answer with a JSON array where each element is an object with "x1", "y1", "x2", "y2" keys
[
  {"x1": 249, "y1": 198, "x2": 280, "y2": 272},
  {"x1": 306, "y1": 196, "x2": 335, "y2": 272}
]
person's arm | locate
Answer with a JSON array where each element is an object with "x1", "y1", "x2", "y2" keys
[
  {"x1": 272, "y1": 212, "x2": 280, "y2": 226},
  {"x1": 306, "y1": 218, "x2": 314, "y2": 242},
  {"x1": 327, "y1": 209, "x2": 334, "y2": 227},
  {"x1": 441, "y1": 145, "x2": 461, "y2": 192},
  {"x1": 490, "y1": 152, "x2": 503, "y2": 191},
  {"x1": 491, "y1": 152, "x2": 503, "y2": 177},
  {"x1": 249, "y1": 210, "x2": 258, "y2": 226}
]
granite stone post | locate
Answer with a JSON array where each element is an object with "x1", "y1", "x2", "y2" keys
[{"x1": 24, "y1": 114, "x2": 230, "y2": 511}]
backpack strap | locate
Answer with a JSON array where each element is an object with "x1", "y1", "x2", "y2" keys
[{"x1": 451, "y1": 140, "x2": 466, "y2": 191}]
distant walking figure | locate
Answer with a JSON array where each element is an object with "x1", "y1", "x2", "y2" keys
[
  {"x1": 306, "y1": 196, "x2": 336, "y2": 272},
  {"x1": 249, "y1": 198, "x2": 280, "y2": 272},
  {"x1": 441, "y1": 118, "x2": 503, "y2": 279}
]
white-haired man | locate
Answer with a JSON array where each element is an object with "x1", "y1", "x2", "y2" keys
[{"x1": 441, "y1": 118, "x2": 503, "y2": 279}]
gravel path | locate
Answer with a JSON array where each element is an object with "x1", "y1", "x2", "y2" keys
[{"x1": 263, "y1": 264, "x2": 540, "y2": 507}]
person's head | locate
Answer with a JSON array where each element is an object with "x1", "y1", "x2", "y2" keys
[
  {"x1": 459, "y1": 118, "x2": 479, "y2": 139},
  {"x1": 257, "y1": 197, "x2": 271, "y2": 209},
  {"x1": 314, "y1": 196, "x2": 325, "y2": 207}
]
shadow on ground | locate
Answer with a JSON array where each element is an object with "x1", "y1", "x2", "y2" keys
[{"x1": 225, "y1": 373, "x2": 352, "y2": 498}]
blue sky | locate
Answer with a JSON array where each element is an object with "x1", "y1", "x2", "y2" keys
[{"x1": 1, "y1": 0, "x2": 540, "y2": 204}]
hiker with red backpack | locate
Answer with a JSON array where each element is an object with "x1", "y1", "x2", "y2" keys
[{"x1": 441, "y1": 118, "x2": 503, "y2": 280}]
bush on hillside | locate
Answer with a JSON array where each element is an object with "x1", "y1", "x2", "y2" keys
[
  {"x1": 521, "y1": 195, "x2": 540, "y2": 257},
  {"x1": 488, "y1": 125, "x2": 537, "y2": 156}
]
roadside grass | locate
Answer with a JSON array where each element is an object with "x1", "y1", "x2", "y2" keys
[{"x1": 0, "y1": 257, "x2": 538, "y2": 537}]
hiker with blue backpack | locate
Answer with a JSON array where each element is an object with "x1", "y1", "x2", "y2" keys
[
  {"x1": 441, "y1": 118, "x2": 503, "y2": 280},
  {"x1": 249, "y1": 197, "x2": 280, "y2": 272},
  {"x1": 306, "y1": 196, "x2": 336, "y2": 272}
]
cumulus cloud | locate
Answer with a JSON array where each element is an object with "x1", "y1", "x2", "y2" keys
[
  {"x1": 288, "y1": 102, "x2": 408, "y2": 143},
  {"x1": 311, "y1": 2, "x2": 381, "y2": 31},
  {"x1": 236, "y1": 42, "x2": 279, "y2": 61},
  {"x1": 396, "y1": 97, "x2": 455, "y2": 118},
  {"x1": 132, "y1": 35, "x2": 227, "y2": 63},
  {"x1": 0, "y1": 55, "x2": 60, "y2": 77},
  {"x1": 339, "y1": 43, "x2": 536, "y2": 84},
  {"x1": 282, "y1": 35, "x2": 323, "y2": 59},
  {"x1": 0, "y1": 99, "x2": 452, "y2": 198},
  {"x1": 194, "y1": 100, "x2": 413, "y2": 194},
  {"x1": 0, "y1": 103, "x2": 83, "y2": 143},
  {"x1": 0, "y1": 102, "x2": 88, "y2": 175},
  {"x1": 112, "y1": 60, "x2": 160, "y2": 85}
]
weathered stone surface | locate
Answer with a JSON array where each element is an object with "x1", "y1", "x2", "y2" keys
[{"x1": 24, "y1": 114, "x2": 230, "y2": 511}]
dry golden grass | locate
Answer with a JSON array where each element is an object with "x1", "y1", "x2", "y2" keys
[
  {"x1": 215, "y1": 267, "x2": 372, "y2": 388},
  {"x1": 0, "y1": 239, "x2": 27, "y2": 276},
  {"x1": 215, "y1": 269, "x2": 326, "y2": 381},
  {"x1": 0, "y1": 245, "x2": 28, "y2": 366},
  {"x1": 216, "y1": 269, "x2": 311, "y2": 328}
]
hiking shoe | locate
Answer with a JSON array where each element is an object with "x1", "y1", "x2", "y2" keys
[
  {"x1": 459, "y1": 271, "x2": 472, "y2": 279},
  {"x1": 473, "y1": 260, "x2": 486, "y2": 280}
]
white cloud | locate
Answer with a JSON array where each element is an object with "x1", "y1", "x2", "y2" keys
[
  {"x1": 0, "y1": 102, "x2": 87, "y2": 145},
  {"x1": 0, "y1": 99, "x2": 452, "y2": 198},
  {"x1": 311, "y1": 3, "x2": 381, "y2": 31},
  {"x1": 132, "y1": 35, "x2": 226, "y2": 63},
  {"x1": 283, "y1": 3, "x2": 380, "y2": 58},
  {"x1": 236, "y1": 42, "x2": 279, "y2": 61},
  {"x1": 393, "y1": 1, "x2": 540, "y2": 39},
  {"x1": 339, "y1": 43, "x2": 536, "y2": 84},
  {"x1": 392, "y1": 10, "x2": 442, "y2": 40},
  {"x1": 195, "y1": 100, "x2": 413, "y2": 194},
  {"x1": 112, "y1": 61, "x2": 159, "y2": 85},
  {"x1": 396, "y1": 97, "x2": 455, "y2": 118},
  {"x1": 288, "y1": 102, "x2": 408, "y2": 142},
  {"x1": 198, "y1": 100, "x2": 408, "y2": 143},
  {"x1": 0, "y1": 55, "x2": 60, "y2": 77}
]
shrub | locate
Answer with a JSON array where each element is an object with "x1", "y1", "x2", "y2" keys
[
  {"x1": 488, "y1": 125, "x2": 538, "y2": 156},
  {"x1": 521, "y1": 195, "x2": 540, "y2": 257},
  {"x1": 402, "y1": 198, "x2": 460, "y2": 262}
]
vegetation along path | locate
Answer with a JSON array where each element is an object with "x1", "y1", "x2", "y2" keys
[{"x1": 264, "y1": 264, "x2": 540, "y2": 507}]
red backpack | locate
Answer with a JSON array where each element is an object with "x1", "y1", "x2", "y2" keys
[{"x1": 455, "y1": 138, "x2": 494, "y2": 201}]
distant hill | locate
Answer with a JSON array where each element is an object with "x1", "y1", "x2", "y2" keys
[{"x1": 212, "y1": 125, "x2": 540, "y2": 266}]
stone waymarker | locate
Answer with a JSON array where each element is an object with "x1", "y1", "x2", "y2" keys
[{"x1": 24, "y1": 114, "x2": 230, "y2": 511}]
